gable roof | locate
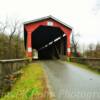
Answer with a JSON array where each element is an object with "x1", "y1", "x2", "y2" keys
[{"x1": 24, "y1": 15, "x2": 72, "y2": 29}]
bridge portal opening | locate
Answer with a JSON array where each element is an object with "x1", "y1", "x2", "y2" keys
[
  {"x1": 24, "y1": 16, "x2": 72, "y2": 58},
  {"x1": 31, "y1": 25, "x2": 67, "y2": 59}
]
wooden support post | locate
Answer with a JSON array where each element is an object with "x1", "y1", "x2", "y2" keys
[
  {"x1": 27, "y1": 31, "x2": 32, "y2": 58},
  {"x1": 67, "y1": 34, "x2": 71, "y2": 57}
]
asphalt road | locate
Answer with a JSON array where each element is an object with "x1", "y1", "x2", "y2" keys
[{"x1": 41, "y1": 60, "x2": 100, "y2": 100}]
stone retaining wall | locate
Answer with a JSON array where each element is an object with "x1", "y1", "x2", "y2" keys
[
  {"x1": 70, "y1": 57, "x2": 100, "y2": 67},
  {"x1": 0, "y1": 58, "x2": 29, "y2": 97}
]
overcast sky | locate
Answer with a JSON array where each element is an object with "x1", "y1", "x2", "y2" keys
[{"x1": 0, "y1": 0, "x2": 100, "y2": 45}]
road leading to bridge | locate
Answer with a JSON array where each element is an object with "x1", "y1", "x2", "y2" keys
[{"x1": 41, "y1": 60, "x2": 100, "y2": 100}]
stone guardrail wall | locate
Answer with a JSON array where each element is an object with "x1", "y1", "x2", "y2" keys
[
  {"x1": 0, "y1": 58, "x2": 29, "y2": 77},
  {"x1": 70, "y1": 57, "x2": 100, "y2": 67},
  {"x1": 0, "y1": 58, "x2": 29, "y2": 96}
]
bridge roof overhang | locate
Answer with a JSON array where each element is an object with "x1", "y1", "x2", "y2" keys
[{"x1": 24, "y1": 15, "x2": 72, "y2": 31}]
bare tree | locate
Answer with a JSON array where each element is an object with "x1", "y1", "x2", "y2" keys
[
  {"x1": 95, "y1": 42, "x2": 100, "y2": 58},
  {"x1": 0, "y1": 18, "x2": 25, "y2": 59},
  {"x1": 0, "y1": 19, "x2": 8, "y2": 34},
  {"x1": 96, "y1": 42, "x2": 100, "y2": 51},
  {"x1": 71, "y1": 32, "x2": 80, "y2": 57},
  {"x1": 15, "y1": 23, "x2": 23, "y2": 58},
  {"x1": 8, "y1": 20, "x2": 19, "y2": 58},
  {"x1": 84, "y1": 43, "x2": 100, "y2": 58}
]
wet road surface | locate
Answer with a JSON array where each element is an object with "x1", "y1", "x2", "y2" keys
[{"x1": 41, "y1": 60, "x2": 100, "y2": 100}]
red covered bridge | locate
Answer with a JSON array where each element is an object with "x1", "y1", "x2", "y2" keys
[{"x1": 24, "y1": 16, "x2": 72, "y2": 59}]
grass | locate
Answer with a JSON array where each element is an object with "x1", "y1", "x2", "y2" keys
[
  {"x1": 0, "y1": 63, "x2": 49, "y2": 100},
  {"x1": 69, "y1": 62, "x2": 100, "y2": 75}
]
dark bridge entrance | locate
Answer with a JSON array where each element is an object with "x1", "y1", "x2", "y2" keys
[
  {"x1": 24, "y1": 16, "x2": 72, "y2": 59},
  {"x1": 31, "y1": 25, "x2": 67, "y2": 59}
]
